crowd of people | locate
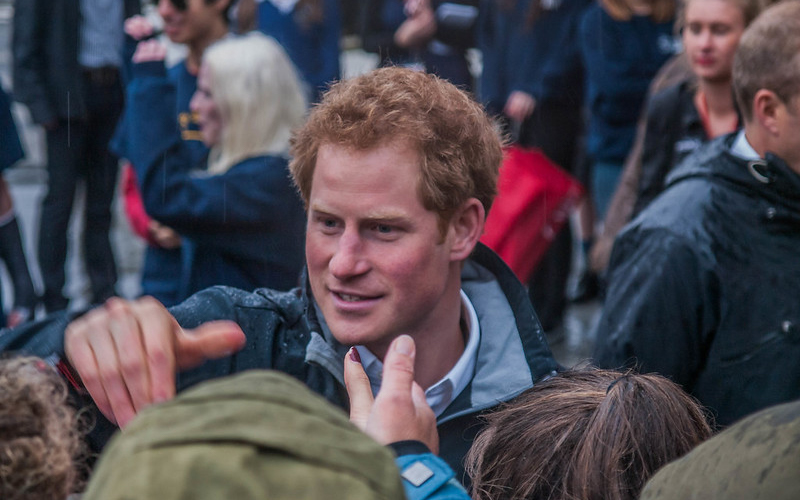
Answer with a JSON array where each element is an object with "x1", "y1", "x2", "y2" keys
[{"x1": 1, "y1": 0, "x2": 800, "y2": 498}]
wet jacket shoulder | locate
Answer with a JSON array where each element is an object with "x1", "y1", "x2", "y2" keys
[{"x1": 595, "y1": 134, "x2": 800, "y2": 425}]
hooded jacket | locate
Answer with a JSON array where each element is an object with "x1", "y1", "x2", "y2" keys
[
  {"x1": 0, "y1": 243, "x2": 558, "y2": 482},
  {"x1": 595, "y1": 134, "x2": 800, "y2": 426}
]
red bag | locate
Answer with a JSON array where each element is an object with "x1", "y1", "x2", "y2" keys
[{"x1": 481, "y1": 146, "x2": 584, "y2": 283}]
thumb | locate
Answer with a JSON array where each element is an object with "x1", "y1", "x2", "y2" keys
[
  {"x1": 344, "y1": 347, "x2": 374, "y2": 430},
  {"x1": 175, "y1": 320, "x2": 246, "y2": 369},
  {"x1": 378, "y1": 335, "x2": 416, "y2": 400}
]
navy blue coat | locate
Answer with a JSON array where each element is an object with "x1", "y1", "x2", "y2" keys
[{"x1": 127, "y1": 60, "x2": 306, "y2": 299}]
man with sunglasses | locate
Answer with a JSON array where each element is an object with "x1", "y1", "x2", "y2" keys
[
  {"x1": 12, "y1": 0, "x2": 141, "y2": 313},
  {"x1": 114, "y1": 0, "x2": 235, "y2": 306}
]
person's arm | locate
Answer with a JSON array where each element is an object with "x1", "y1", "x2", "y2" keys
[
  {"x1": 593, "y1": 227, "x2": 717, "y2": 389},
  {"x1": 11, "y1": 0, "x2": 56, "y2": 127},
  {"x1": 125, "y1": 44, "x2": 188, "y2": 183},
  {"x1": 136, "y1": 154, "x2": 300, "y2": 234},
  {"x1": 360, "y1": 0, "x2": 408, "y2": 62},
  {"x1": 393, "y1": 442, "x2": 471, "y2": 500}
]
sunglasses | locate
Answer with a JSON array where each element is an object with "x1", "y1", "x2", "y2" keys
[{"x1": 169, "y1": 0, "x2": 187, "y2": 11}]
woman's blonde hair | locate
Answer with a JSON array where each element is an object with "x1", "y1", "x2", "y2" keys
[{"x1": 203, "y1": 32, "x2": 307, "y2": 174}]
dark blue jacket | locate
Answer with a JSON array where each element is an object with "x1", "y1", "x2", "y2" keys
[
  {"x1": 478, "y1": 0, "x2": 588, "y2": 115},
  {"x1": 127, "y1": 60, "x2": 306, "y2": 299},
  {"x1": 0, "y1": 243, "x2": 557, "y2": 484},
  {"x1": 257, "y1": 0, "x2": 341, "y2": 102},
  {"x1": 579, "y1": 3, "x2": 676, "y2": 164}
]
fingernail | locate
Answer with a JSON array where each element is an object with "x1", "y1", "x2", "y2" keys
[
  {"x1": 394, "y1": 335, "x2": 414, "y2": 356},
  {"x1": 349, "y1": 347, "x2": 361, "y2": 363}
]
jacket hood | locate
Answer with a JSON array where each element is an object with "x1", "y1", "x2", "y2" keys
[{"x1": 666, "y1": 134, "x2": 800, "y2": 227}]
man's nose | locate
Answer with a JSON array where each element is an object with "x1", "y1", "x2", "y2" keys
[
  {"x1": 158, "y1": 0, "x2": 174, "y2": 18},
  {"x1": 699, "y1": 30, "x2": 714, "y2": 49},
  {"x1": 329, "y1": 229, "x2": 370, "y2": 279}
]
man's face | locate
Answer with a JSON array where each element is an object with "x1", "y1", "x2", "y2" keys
[
  {"x1": 306, "y1": 142, "x2": 462, "y2": 356},
  {"x1": 158, "y1": 0, "x2": 223, "y2": 45}
]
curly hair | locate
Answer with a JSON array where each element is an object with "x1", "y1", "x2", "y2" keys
[
  {"x1": 0, "y1": 356, "x2": 87, "y2": 500},
  {"x1": 289, "y1": 66, "x2": 504, "y2": 234},
  {"x1": 467, "y1": 368, "x2": 712, "y2": 500}
]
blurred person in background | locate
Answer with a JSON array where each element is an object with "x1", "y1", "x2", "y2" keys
[
  {"x1": 12, "y1": 0, "x2": 141, "y2": 313},
  {"x1": 361, "y1": 0, "x2": 479, "y2": 90},
  {"x1": 0, "y1": 84, "x2": 36, "y2": 328},
  {"x1": 255, "y1": 0, "x2": 341, "y2": 103},
  {"x1": 478, "y1": 0, "x2": 590, "y2": 334},
  {"x1": 116, "y1": 0, "x2": 234, "y2": 306},
  {"x1": 594, "y1": 0, "x2": 800, "y2": 426},
  {"x1": 590, "y1": 0, "x2": 769, "y2": 279},
  {"x1": 573, "y1": 0, "x2": 678, "y2": 300},
  {"x1": 125, "y1": 32, "x2": 306, "y2": 299}
]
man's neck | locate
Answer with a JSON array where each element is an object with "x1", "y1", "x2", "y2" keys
[
  {"x1": 411, "y1": 306, "x2": 466, "y2": 391},
  {"x1": 366, "y1": 286, "x2": 466, "y2": 391}
]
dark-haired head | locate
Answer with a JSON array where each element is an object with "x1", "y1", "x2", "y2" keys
[{"x1": 467, "y1": 368, "x2": 712, "y2": 500}]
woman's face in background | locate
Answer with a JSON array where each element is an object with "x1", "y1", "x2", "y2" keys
[
  {"x1": 683, "y1": 0, "x2": 746, "y2": 83},
  {"x1": 190, "y1": 64, "x2": 223, "y2": 147}
]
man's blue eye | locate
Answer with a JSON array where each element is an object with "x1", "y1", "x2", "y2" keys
[{"x1": 376, "y1": 224, "x2": 392, "y2": 233}]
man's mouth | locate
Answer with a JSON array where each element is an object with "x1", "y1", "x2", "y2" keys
[{"x1": 338, "y1": 293, "x2": 366, "y2": 302}]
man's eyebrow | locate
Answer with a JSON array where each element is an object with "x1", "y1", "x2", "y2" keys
[{"x1": 308, "y1": 204, "x2": 411, "y2": 223}]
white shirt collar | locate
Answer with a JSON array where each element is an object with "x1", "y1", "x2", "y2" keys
[
  {"x1": 257, "y1": 0, "x2": 300, "y2": 13},
  {"x1": 355, "y1": 290, "x2": 481, "y2": 416},
  {"x1": 731, "y1": 129, "x2": 761, "y2": 160}
]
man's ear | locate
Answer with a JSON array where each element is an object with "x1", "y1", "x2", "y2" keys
[
  {"x1": 448, "y1": 198, "x2": 485, "y2": 262},
  {"x1": 753, "y1": 89, "x2": 782, "y2": 137}
]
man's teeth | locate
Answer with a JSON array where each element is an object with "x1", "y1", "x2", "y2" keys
[{"x1": 339, "y1": 294, "x2": 365, "y2": 302}]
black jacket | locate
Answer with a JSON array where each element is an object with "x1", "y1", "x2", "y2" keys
[
  {"x1": 634, "y1": 79, "x2": 744, "y2": 216},
  {"x1": 12, "y1": 0, "x2": 140, "y2": 125},
  {"x1": 595, "y1": 134, "x2": 800, "y2": 426},
  {"x1": 0, "y1": 243, "x2": 557, "y2": 482},
  {"x1": 634, "y1": 79, "x2": 704, "y2": 216}
]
